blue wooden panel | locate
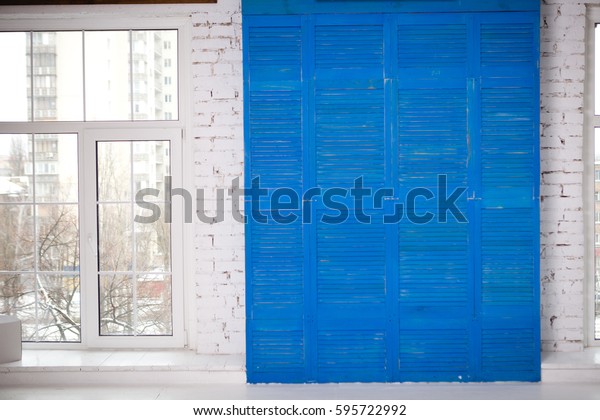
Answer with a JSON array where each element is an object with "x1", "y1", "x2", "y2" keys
[
  {"x1": 396, "y1": 15, "x2": 472, "y2": 383},
  {"x1": 317, "y1": 326, "x2": 388, "y2": 382},
  {"x1": 475, "y1": 13, "x2": 541, "y2": 382},
  {"x1": 243, "y1": 0, "x2": 540, "y2": 15},
  {"x1": 248, "y1": 319, "x2": 306, "y2": 383},
  {"x1": 244, "y1": 17, "x2": 307, "y2": 383},
  {"x1": 315, "y1": 80, "x2": 386, "y2": 189},
  {"x1": 316, "y1": 212, "x2": 387, "y2": 313},
  {"x1": 315, "y1": 22, "x2": 384, "y2": 70},
  {"x1": 244, "y1": 10, "x2": 540, "y2": 384},
  {"x1": 312, "y1": 16, "x2": 389, "y2": 383}
]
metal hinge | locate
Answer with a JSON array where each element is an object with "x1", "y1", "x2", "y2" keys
[{"x1": 466, "y1": 191, "x2": 482, "y2": 201}]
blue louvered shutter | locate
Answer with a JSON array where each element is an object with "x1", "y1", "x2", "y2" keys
[
  {"x1": 312, "y1": 15, "x2": 389, "y2": 382},
  {"x1": 244, "y1": 17, "x2": 306, "y2": 383},
  {"x1": 476, "y1": 14, "x2": 540, "y2": 382},
  {"x1": 395, "y1": 15, "x2": 472, "y2": 382},
  {"x1": 244, "y1": 11, "x2": 540, "y2": 384}
]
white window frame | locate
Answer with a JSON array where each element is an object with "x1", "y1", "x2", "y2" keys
[
  {"x1": 0, "y1": 15, "x2": 194, "y2": 349},
  {"x1": 584, "y1": 7, "x2": 600, "y2": 347}
]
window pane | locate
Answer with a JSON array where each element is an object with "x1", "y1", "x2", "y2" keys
[
  {"x1": 98, "y1": 203, "x2": 133, "y2": 272},
  {"x1": 132, "y1": 30, "x2": 178, "y2": 121},
  {"x1": 96, "y1": 139, "x2": 173, "y2": 337},
  {"x1": 34, "y1": 134, "x2": 78, "y2": 203},
  {"x1": 596, "y1": 128, "x2": 600, "y2": 339},
  {"x1": 1, "y1": 132, "x2": 80, "y2": 342},
  {"x1": 35, "y1": 274, "x2": 80, "y2": 342},
  {"x1": 136, "y1": 203, "x2": 171, "y2": 273},
  {"x1": 0, "y1": 274, "x2": 29, "y2": 316},
  {"x1": 37, "y1": 205, "x2": 79, "y2": 272},
  {"x1": 136, "y1": 274, "x2": 172, "y2": 335},
  {"x1": 0, "y1": 274, "x2": 36, "y2": 340},
  {"x1": 99, "y1": 274, "x2": 134, "y2": 335},
  {"x1": 97, "y1": 141, "x2": 131, "y2": 202},
  {"x1": 597, "y1": 25, "x2": 600, "y2": 116},
  {"x1": 0, "y1": 134, "x2": 33, "y2": 203},
  {"x1": 133, "y1": 140, "x2": 170, "y2": 201},
  {"x1": 0, "y1": 204, "x2": 34, "y2": 272},
  {"x1": 32, "y1": 32, "x2": 84, "y2": 122},
  {"x1": 84, "y1": 31, "x2": 131, "y2": 121},
  {"x1": 0, "y1": 32, "x2": 30, "y2": 122}
]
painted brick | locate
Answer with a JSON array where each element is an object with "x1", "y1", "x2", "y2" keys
[
  {"x1": 540, "y1": 0, "x2": 595, "y2": 353},
  {"x1": 191, "y1": 0, "x2": 245, "y2": 359}
]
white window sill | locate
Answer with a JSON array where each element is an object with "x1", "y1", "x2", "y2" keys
[{"x1": 0, "y1": 349, "x2": 244, "y2": 374}]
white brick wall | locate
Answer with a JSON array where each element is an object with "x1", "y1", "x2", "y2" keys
[
  {"x1": 540, "y1": 0, "x2": 589, "y2": 352},
  {"x1": 191, "y1": 0, "x2": 597, "y2": 357},
  {"x1": 191, "y1": 0, "x2": 245, "y2": 355}
]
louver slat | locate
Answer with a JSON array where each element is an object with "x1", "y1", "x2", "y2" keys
[
  {"x1": 250, "y1": 321, "x2": 305, "y2": 381},
  {"x1": 480, "y1": 84, "x2": 535, "y2": 206},
  {"x1": 315, "y1": 25, "x2": 384, "y2": 70},
  {"x1": 317, "y1": 327, "x2": 387, "y2": 382},
  {"x1": 245, "y1": 19, "x2": 306, "y2": 383},
  {"x1": 315, "y1": 22, "x2": 386, "y2": 190},
  {"x1": 398, "y1": 24, "x2": 467, "y2": 68},
  {"x1": 315, "y1": 81, "x2": 386, "y2": 190},
  {"x1": 481, "y1": 24, "x2": 535, "y2": 66}
]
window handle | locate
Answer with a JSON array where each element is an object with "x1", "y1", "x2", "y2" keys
[{"x1": 87, "y1": 234, "x2": 98, "y2": 257}]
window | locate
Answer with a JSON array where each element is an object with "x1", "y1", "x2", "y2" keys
[
  {"x1": 165, "y1": 94, "x2": 172, "y2": 103},
  {"x1": 0, "y1": 22, "x2": 186, "y2": 348},
  {"x1": 585, "y1": 11, "x2": 600, "y2": 345},
  {"x1": 86, "y1": 129, "x2": 183, "y2": 345},
  {"x1": 164, "y1": 58, "x2": 172, "y2": 68},
  {"x1": 0, "y1": 30, "x2": 179, "y2": 122}
]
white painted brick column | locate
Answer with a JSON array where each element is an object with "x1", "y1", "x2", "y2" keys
[
  {"x1": 540, "y1": 0, "x2": 588, "y2": 351},
  {"x1": 191, "y1": 0, "x2": 245, "y2": 356}
]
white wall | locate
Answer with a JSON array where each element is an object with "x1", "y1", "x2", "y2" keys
[
  {"x1": 196, "y1": 0, "x2": 596, "y2": 356},
  {"x1": 540, "y1": 0, "x2": 590, "y2": 352},
  {"x1": 190, "y1": 0, "x2": 245, "y2": 355}
]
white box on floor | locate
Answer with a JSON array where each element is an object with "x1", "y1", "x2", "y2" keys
[{"x1": 0, "y1": 315, "x2": 22, "y2": 363}]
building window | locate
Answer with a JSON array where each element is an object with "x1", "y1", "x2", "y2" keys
[
  {"x1": 0, "y1": 24, "x2": 185, "y2": 347},
  {"x1": 586, "y1": 11, "x2": 600, "y2": 344},
  {"x1": 0, "y1": 30, "x2": 178, "y2": 122},
  {"x1": 164, "y1": 76, "x2": 172, "y2": 86},
  {"x1": 164, "y1": 58, "x2": 171, "y2": 68}
]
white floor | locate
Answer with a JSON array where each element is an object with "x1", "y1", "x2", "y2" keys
[
  {"x1": 0, "y1": 349, "x2": 599, "y2": 399},
  {"x1": 1, "y1": 382, "x2": 600, "y2": 400}
]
